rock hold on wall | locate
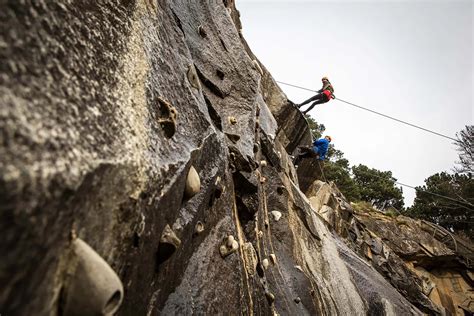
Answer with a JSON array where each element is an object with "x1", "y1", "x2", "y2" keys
[{"x1": 1, "y1": 1, "x2": 472, "y2": 315}]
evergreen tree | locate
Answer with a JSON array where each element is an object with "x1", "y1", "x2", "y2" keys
[
  {"x1": 406, "y1": 172, "x2": 474, "y2": 239},
  {"x1": 352, "y1": 164, "x2": 404, "y2": 210},
  {"x1": 305, "y1": 115, "x2": 325, "y2": 139},
  {"x1": 454, "y1": 125, "x2": 473, "y2": 174},
  {"x1": 323, "y1": 158, "x2": 361, "y2": 202}
]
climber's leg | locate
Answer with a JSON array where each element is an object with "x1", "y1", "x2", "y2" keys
[
  {"x1": 293, "y1": 147, "x2": 314, "y2": 165},
  {"x1": 298, "y1": 94, "x2": 320, "y2": 108},
  {"x1": 302, "y1": 96, "x2": 329, "y2": 114}
]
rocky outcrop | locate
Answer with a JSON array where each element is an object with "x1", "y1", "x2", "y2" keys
[
  {"x1": 304, "y1": 180, "x2": 474, "y2": 315},
  {"x1": 1, "y1": 1, "x2": 470, "y2": 315}
]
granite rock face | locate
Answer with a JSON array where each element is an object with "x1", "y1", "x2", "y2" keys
[
  {"x1": 1, "y1": 1, "x2": 470, "y2": 315},
  {"x1": 304, "y1": 180, "x2": 474, "y2": 316}
]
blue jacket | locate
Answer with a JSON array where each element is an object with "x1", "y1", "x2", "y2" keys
[{"x1": 313, "y1": 138, "x2": 329, "y2": 160}]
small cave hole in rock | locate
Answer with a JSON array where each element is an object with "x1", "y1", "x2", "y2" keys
[
  {"x1": 198, "y1": 25, "x2": 207, "y2": 38},
  {"x1": 156, "y1": 225, "x2": 181, "y2": 269},
  {"x1": 216, "y1": 69, "x2": 225, "y2": 80},
  {"x1": 171, "y1": 10, "x2": 185, "y2": 36},
  {"x1": 236, "y1": 196, "x2": 253, "y2": 228},
  {"x1": 203, "y1": 94, "x2": 222, "y2": 131},
  {"x1": 277, "y1": 186, "x2": 285, "y2": 195},
  {"x1": 208, "y1": 186, "x2": 223, "y2": 207},
  {"x1": 132, "y1": 232, "x2": 140, "y2": 248},
  {"x1": 195, "y1": 66, "x2": 225, "y2": 98},
  {"x1": 156, "y1": 97, "x2": 177, "y2": 138},
  {"x1": 219, "y1": 37, "x2": 228, "y2": 51},
  {"x1": 156, "y1": 243, "x2": 175, "y2": 267},
  {"x1": 256, "y1": 263, "x2": 264, "y2": 278},
  {"x1": 57, "y1": 286, "x2": 65, "y2": 316}
]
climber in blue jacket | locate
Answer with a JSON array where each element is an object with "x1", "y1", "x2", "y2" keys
[
  {"x1": 294, "y1": 136, "x2": 332, "y2": 166},
  {"x1": 313, "y1": 135, "x2": 331, "y2": 160}
]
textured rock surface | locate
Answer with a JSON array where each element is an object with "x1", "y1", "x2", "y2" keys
[
  {"x1": 1, "y1": 1, "x2": 471, "y2": 315},
  {"x1": 305, "y1": 180, "x2": 474, "y2": 315}
]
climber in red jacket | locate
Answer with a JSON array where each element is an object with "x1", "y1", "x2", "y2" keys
[{"x1": 297, "y1": 77, "x2": 335, "y2": 114}]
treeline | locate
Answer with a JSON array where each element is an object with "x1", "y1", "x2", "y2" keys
[{"x1": 307, "y1": 117, "x2": 473, "y2": 239}]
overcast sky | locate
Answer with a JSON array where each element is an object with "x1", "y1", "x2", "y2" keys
[{"x1": 238, "y1": 0, "x2": 473, "y2": 206}]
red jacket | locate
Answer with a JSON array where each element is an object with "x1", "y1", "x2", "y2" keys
[{"x1": 322, "y1": 89, "x2": 332, "y2": 100}]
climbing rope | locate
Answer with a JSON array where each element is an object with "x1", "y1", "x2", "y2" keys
[
  {"x1": 323, "y1": 160, "x2": 474, "y2": 212},
  {"x1": 277, "y1": 80, "x2": 471, "y2": 210},
  {"x1": 335, "y1": 97, "x2": 457, "y2": 142},
  {"x1": 391, "y1": 179, "x2": 474, "y2": 211},
  {"x1": 276, "y1": 80, "x2": 458, "y2": 142},
  {"x1": 317, "y1": 160, "x2": 328, "y2": 183}
]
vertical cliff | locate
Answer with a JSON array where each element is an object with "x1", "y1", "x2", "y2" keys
[{"x1": 1, "y1": 1, "x2": 471, "y2": 315}]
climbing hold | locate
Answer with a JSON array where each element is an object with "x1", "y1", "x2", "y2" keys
[
  {"x1": 270, "y1": 211, "x2": 282, "y2": 222},
  {"x1": 253, "y1": 143, "x2": 260, "y2": 153},
  {"x1": 220, "y1": 235, "x2": 239, "y2": 258},
  {"x1": 157, "y1": 224, "x2": 181, "y2": 265},
  {"x1": 225, "y1": 132, "x2": 240, "y2": 143},
  {"x1": 262, "y1": 258, "x2": 269, "y2": 269},
  {"x1": 265, "y1": 291, "x2": 275, "y2": 304},
  {"x1": 264, "y1": 219, "x2": 269, "y2": 228},
  {"x1": 197, "y1": 24, "x2": 207, "y2": 38},
  {"x1": 194, "y1": 221, "x2": 204, "y2": 235},
  {"x1": 226, "y1": 235, "x2": 235, "y2": 248},
  {"x1": 294, "y1": 265, "x2": 304, "y2": 273},
  {"x1": 61, "y1": 238, "x2": 124, "y2": 316},
  {"x1": 156, "y1": 97, "x2": 178, "y2": 138},
  {"x1": 269, "y1": 254, "x2": 276, "y2": 265},
  {"x1": 252, "y1": 59, "x2": 264, "y2": 76},
  {"x1": 258, "y1": 230, "x2": 264, "y2": 238},
  {"x1": 187, "y1": 64, "x2": 201, "y2": 90},
  {"x1": 228, "y1": 116, "x2": 237, "y2": 125},
  {"x1": 260, "y1": 160, "x2": 267, "y2": 167},
  {"x1": 185, "y1": 166, "x2": 201, "y2": 198},
  {"x1": 259, "y1": 177, "x2": 266, "y2": 184},
  {"x1": 294, "y1": 297, "x2": 301, "y2": 304}
]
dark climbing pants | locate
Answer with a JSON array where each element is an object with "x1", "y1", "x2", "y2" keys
[
  {"x1": 294, "y1": 146, "x2": 318, "y2": 166},
  {"x1": 298, "y1": 93, "x2": 329, "y2": 114}
]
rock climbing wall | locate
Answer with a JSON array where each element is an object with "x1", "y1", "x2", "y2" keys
[{"x1": 1, "y1": 1, "x2": 469, "y2": 315}]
